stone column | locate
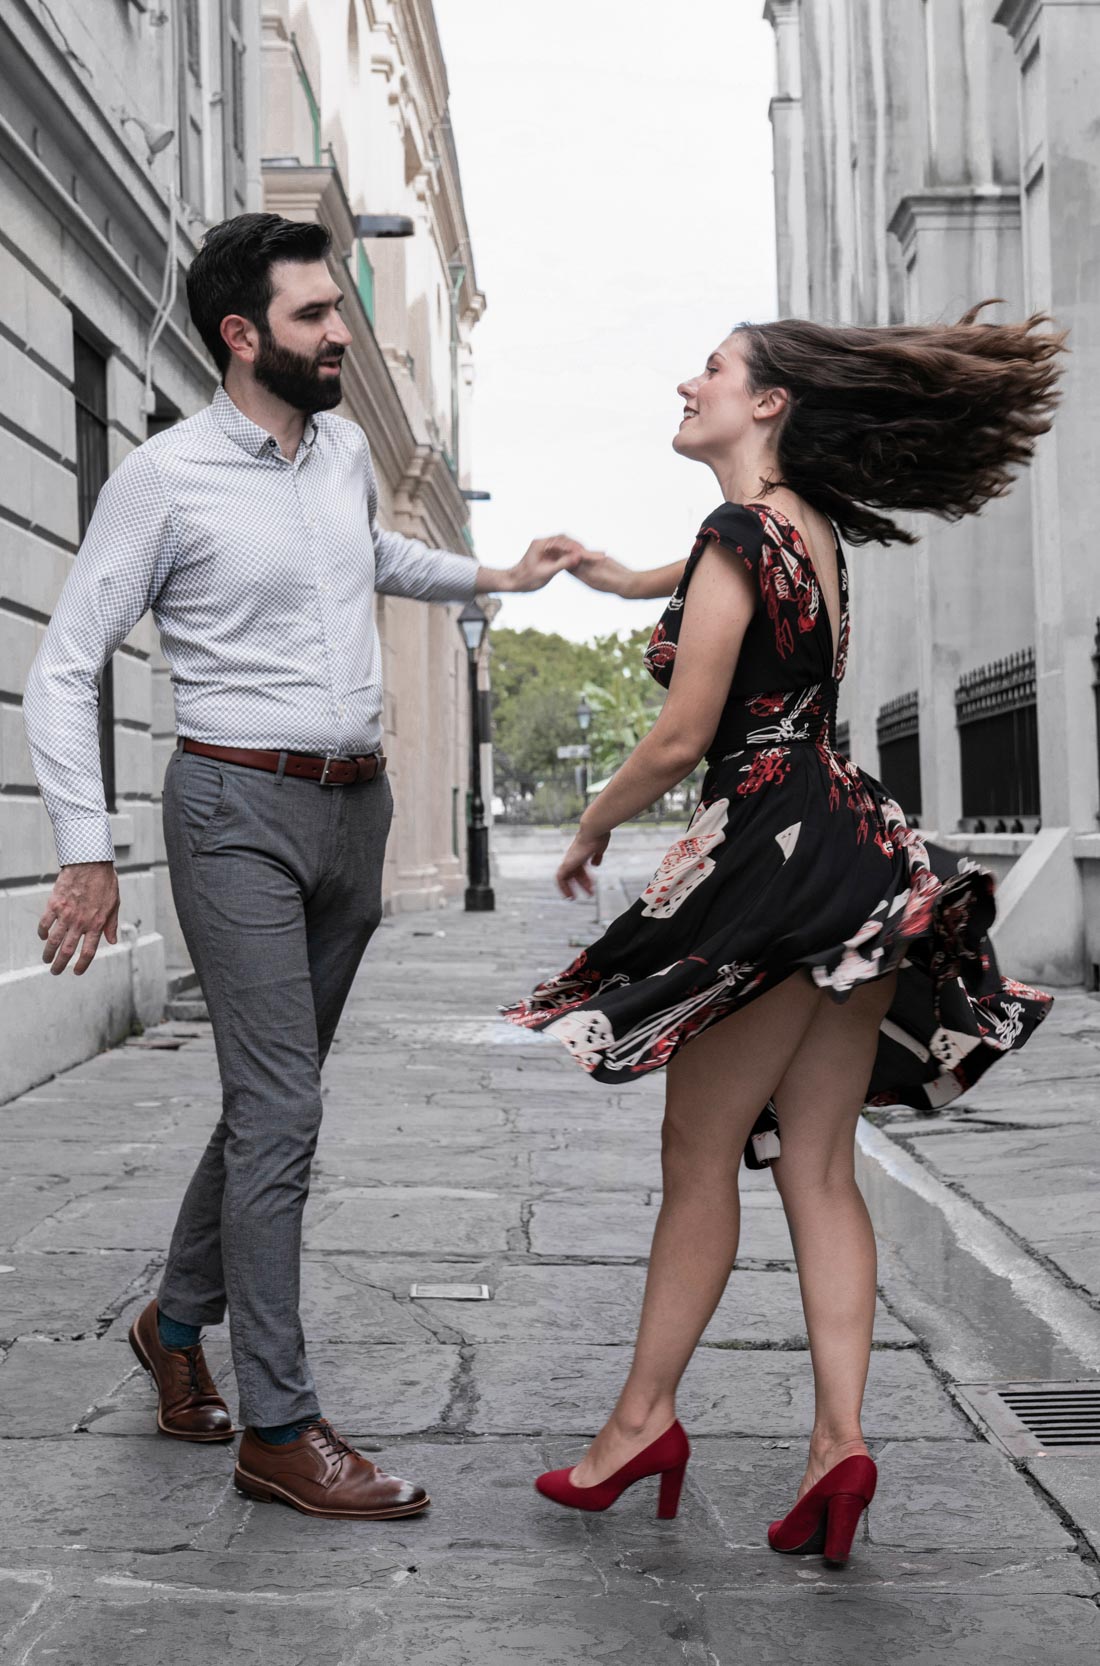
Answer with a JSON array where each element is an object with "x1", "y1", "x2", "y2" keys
[
  {"x1": 994, "y1": 0, "x2": 1100, "y2": 834},
  {"x1": 763, "y1": 0, "x2": 809, "y2": 315},
  {"x1": 889, "y1": 189, "x2": 1032, "y2": 834}
]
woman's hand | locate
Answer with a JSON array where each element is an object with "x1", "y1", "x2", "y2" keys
[
  {"x1": 571, "y1": 548, "x2": 637, "y2": 597},
  {"x1": 572, "y1": 549, "x2": 690, "y2": 602},
  {"x1": 556, "y1": 826, "x2": 611, "y2": 900}
]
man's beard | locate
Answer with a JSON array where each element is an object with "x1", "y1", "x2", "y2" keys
[{"x1": 253, "y1": 330, "x2": 344, "y2": 413}]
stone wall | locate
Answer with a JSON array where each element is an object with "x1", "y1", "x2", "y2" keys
[
  {"x1": 0, "y1": 0, "x2": 486, "y2": 1103},
  {"x1": 0, "y1": 0, "x2": 262, "y2": 1102},
  {"x1": 765, "y1": 0, "x2": 1100, "y2": 984},
  {"x1": 262, "y1": 0, "x2": 485, "y2": 912}
]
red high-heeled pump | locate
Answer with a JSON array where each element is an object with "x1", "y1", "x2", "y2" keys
[
  {"x1": 535, "y1": 1421, "x2": 691, "y2": 1518},
  {"x1": 767, "y1": 1453, "x2": 877, "y2": 1568}
]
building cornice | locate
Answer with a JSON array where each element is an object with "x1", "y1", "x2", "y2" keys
[
  {"x1": 263, "y1": 160, "x2": 471, "y2": 555},
  {"x1": 992, "y1": 0, "x2": 1037, "y2": 34},
  {"x1": 398, "y1": 443, "x2": 471, "y2": 553},
  {"x1": 387, "y1": 1, "x2": 483, "y2": 320},
  {"x1": 888, "y1": 186, "x2": 1021, "y2": 253},
  {"x1": 763, "y1": 0, "x2": 802, "y2": 24},
  {"x1": 993, "y1": 0, "x2": 1095, "y2": 42}
]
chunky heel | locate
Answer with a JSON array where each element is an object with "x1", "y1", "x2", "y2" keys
[
  {"x1": 768, "y1": 1453, "x2": 877, "y2": 1565},
  {"x1": 657, "y1": 1461, "x2": 687, "y2": 1519},
  {"x1": 823, "y1": 1491, "x2": 867, "y2": 1567}
]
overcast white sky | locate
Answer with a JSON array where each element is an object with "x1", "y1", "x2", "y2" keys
[{"x1": 433, "y1": 0, "x2": 778, "y2": 641}]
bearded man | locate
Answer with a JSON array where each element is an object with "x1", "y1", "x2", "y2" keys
[{"x1": 23, "y1": 212, "x2": 576, "y2": 1520}]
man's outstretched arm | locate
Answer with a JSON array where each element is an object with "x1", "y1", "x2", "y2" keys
[{"x1": 364, "y1": 432, "x2": 579, "y2": 600}]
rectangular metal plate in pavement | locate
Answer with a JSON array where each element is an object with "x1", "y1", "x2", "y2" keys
[
  {"x1": 955, "y1": 1381, "x2": 1100, "y2": 1458},
  {"x1": 409, "y1": 1283, "x2": 491, "y2": 1301}
]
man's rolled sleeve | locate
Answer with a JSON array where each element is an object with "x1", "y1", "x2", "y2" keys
[
  {"x1": 373, "y1": 525, "x2": 478, "y2": 603},
  {"x1": 23, "y1": 446, "x2": 176, "y2": 868},
  {"x1": 362, "y1": 432, "x2": 477, "y2": 603}
]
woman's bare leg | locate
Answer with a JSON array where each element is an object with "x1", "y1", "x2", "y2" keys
[
  {"x1": 570, "y1": 972, "x2": 824, "y2": 1486},
  {"x1": 768, "y1": 970, "x2": 898, "y2": 1497}
]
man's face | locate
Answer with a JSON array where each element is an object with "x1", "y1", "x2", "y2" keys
[{"x1": 250, "y1": 258, "x2": 353, "y2": 413}]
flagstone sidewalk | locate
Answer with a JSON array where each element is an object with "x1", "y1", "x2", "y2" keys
[{"x1": 1, "y1": 872, "x2": 1098, "y2": 1663}]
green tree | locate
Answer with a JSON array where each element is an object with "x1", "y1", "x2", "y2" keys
[
  {"x1": 489, "y1": 628, "x2": 602, "y2": 809},
  {"x1": 490, "y1": 623, "x2": 704, "y2": 821},
  {"x1": 582, "y1": 627, "x2": 666, "y2": 782}
]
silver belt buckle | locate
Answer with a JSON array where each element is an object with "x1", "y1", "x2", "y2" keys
[{"x1": 318, "y1": 753, "x2": 344, "y2": 786}]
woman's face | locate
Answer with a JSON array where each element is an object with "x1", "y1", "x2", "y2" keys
[{"x1": 673, "y1": 334, "x2": 773, "y2": 462}]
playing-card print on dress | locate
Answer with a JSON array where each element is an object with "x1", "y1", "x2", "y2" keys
[
  {"x1": 543, "y1": 1008, "x2": 616, "y2": 1071},
  {"x1": 503, "y1": 501, "x2": 1052, "y2": 1168},
  {"x1": 641, "y1": 798, "x2": 729, "y2": 918}
]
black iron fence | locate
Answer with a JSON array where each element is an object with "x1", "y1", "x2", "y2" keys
[
  {"x1": 955, "y1": 648, "x2": 1040, "y2": 832},
  {"x1": 876, "y1": 690, "x2": 922, "y2": 822}
]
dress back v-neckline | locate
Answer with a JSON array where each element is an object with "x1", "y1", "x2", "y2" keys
[{"x1": 745, "y1": 500, "x2": 846, "y2": 684}]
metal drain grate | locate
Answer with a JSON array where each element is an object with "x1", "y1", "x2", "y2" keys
[{"x1": 955, "y1": 1381, "x2": 1100, "y2": 1458}]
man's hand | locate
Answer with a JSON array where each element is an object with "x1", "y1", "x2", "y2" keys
[
  {"x1": 476, "y1": 536, "x2": 583, "y2": 595},
  {"x1": 39, "y1": 861, "x2": 121, "y2": 976}
]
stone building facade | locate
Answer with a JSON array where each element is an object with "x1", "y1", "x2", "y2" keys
[
  {"x1": 261, "y1": 0, "x2": 484, "y2": 917},
  {"x1": 765, "y1": 0, "x2": 1100, "y2": 988},
  {"x1": 0, "y1": 0, "x2": 483, "y2": 1103}
]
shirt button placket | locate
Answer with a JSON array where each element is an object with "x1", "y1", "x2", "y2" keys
[{"x1": 296, "y1": 470, "x2": 341, "y2": 754}]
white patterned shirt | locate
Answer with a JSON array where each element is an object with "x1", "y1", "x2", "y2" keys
[{"x1": 23, "y1": 386, "x2": 477, "y2": 866}]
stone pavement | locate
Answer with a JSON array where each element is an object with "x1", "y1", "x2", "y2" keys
[{"x1": 2, "y1": 865, "x2": 1099, "y2": 1663}]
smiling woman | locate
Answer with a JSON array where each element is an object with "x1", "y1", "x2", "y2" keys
[{"x1": 503, "y1": 301, "x2": 1060, "y2": 1564}]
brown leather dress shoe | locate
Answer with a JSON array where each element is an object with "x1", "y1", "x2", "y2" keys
[
  {"x1": 128, "y1": 1300, "x2": 235, "y2": 1442},
  {"x1": 235, "y1": 1421, "x2": 430, "y2": 1519}
]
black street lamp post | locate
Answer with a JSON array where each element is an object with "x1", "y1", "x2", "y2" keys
[
  {"x1": 458, "y1": 599, "x2": 495, "y2": 912},
  {"x1": 576, "y1": 695, "x2": 592, "y2": 805}
]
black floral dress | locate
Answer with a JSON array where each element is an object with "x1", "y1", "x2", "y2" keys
[{"x1": 502, "y1": 502, "x2": 1052, "y2": 1167}]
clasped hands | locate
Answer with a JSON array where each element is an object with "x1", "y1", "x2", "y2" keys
[{"x1": 499, "y1": 536, "x2": 636, "y2": 597}]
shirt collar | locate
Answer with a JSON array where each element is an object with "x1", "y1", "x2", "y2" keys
[{"x1": 211, "y1": 385, "x2": 319, "y2": 460}]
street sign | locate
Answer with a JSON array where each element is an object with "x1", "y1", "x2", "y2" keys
[{"x1": 556, "y1": 744, "x2": 591, "y2": 760}]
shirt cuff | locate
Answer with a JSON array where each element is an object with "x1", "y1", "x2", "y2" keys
[{"x1": 53, "y1": 815, "x2": 116, "y2": 867}]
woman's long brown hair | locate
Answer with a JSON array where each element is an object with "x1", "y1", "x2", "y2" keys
[{"x1": 736, "y1": 304, "x2": 1067, "y2": 545}]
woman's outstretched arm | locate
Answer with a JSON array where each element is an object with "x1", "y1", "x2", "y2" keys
[
  {"x1": 556, "y1": 541, "x2": 755, "y2": 898},
  {"x1": 572, "y1": 549, "x2": 688, "y2": 600}
]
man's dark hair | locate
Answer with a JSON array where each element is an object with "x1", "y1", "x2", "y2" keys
[{"x1": 186, "y1": 213, "x2": 332, "y2": 376}]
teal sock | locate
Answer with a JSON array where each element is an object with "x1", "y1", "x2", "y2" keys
[
  {"x1": 256, "y1": 1421, "x2": 315, "y2": 1445},
  {"x1": 158, "y1": 1310, "x2": 201, "y2": 1349}
]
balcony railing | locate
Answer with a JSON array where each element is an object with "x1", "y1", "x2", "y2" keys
[
  {"x1": 876, "y1": 690, "x2": 921, "y2": 822},
  {"x1": 955, "y1": 649, "x2": 1040, "y2": 832}
]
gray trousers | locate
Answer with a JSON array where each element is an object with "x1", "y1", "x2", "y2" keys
[{"x1": 158, "y1": 746, "x2": 392, "y2": 1425}]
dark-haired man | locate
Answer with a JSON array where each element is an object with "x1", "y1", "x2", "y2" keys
[{"x1": 24, "y1": 213, "x2": 577, "y2": 1520}]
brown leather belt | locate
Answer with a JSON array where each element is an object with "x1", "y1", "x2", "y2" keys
[{"x1": 182, "y1": 738, "x2": 387, "y2": 787}]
